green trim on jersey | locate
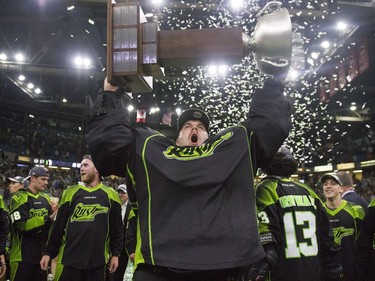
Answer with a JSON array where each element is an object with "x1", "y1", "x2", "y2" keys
[
  {"x1": 142, "y1": 134, "x2": 158, "y2": 265},
  {"x1": 45, "y1": 182, "x2": 123, "y2": 269},
  {"x1": 9, "y1": 189, "x2": 52, "y2": 264},
  {"x1": 324, "y1": 200, "x2": 365, "y2": 245},
  {"x1": 0, "y1": 195, "x2": 5, "y2": 209},
  {"x1": 134, "y1": 215, "x2": 144, "y2": 270},
  {"x1": 256, "y1": 178, "x2": 322, "y2": 237}
]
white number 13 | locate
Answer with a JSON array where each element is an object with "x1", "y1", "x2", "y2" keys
[{"x1": 284, "y1": 211, "x2": 318, "y2": 258}]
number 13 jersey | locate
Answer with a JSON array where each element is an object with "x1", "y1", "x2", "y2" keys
[{"x1": 255, "y1": 177, "x2": 337, "y2": 281}]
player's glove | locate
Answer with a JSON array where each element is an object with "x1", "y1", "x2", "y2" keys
[
  {"x1": 248, "y1": 244, "x2": 277, "y2": 281},
  {"x1": 322, "y1": 261, "x2": 344, "y2": 281},
  {"x1": 85, "y1": 88, "x2": 130, "y2": 122}
]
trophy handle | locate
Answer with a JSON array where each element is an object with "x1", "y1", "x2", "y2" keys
[{"x1": 256, "y1": 1, "x2": 282, "y2": 18}]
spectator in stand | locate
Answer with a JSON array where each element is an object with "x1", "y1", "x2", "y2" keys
[
  {"x1": 321, "y1": 173, "x2": 365, "y2": 281},
  {"x1": 337, "y1": 171, "x2": 368, "y2": 211}
]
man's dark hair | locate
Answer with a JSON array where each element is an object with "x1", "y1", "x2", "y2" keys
[{"x1": 263, "y1": 152, "x2": 299, "y2": 177}]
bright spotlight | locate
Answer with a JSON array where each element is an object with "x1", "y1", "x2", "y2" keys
[
  {"x1": 0, "y1": 53, "x2": 7, "y2": 61},
  {"x1": 27, "y1": 83, "x2": 34, "y2": 89},
  {"x1": 18, "y1": 75, "x2": 26, "y2": 81},
  {"x1": 208, "y1": 65, "x2": 217, "y2": 75},
  {"x1": 321, "y1": 40, "x2": 330, "y2": 49},
  {"x1": 230, "y1": 0, "x2": 244, "y2": 10},
  {"x1": 337, "y1": 21, "x2": 347, "y2": 31},
  {"x1": 74, "y1": 56, "x2": 83, "y2": 66},
  {"x1": 218, "y1": 65, "x2": 228, "y2": 75},
  {"x1": 15, "y1": 53, "x2": 24, "y2": 62},
  {"x1": 311, "y1": 52, "x2": 319, "y2": 60},
  {"x1": 83, "y1": 58, "x2": 91, "y2": 67}
]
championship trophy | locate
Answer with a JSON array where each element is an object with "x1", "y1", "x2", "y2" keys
[{"x1": 106, "y1": 1, "x2": 292, "y2": 93}]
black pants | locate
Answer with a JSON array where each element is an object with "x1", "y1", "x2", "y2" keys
[
  {"x1": 133, "y1": 264, "x2": 243, "y2": 281},
  {"x1": 11, "y1": 261, "x2": 47, "y2": 281},
  {"x1": 55, "y1": 264, "x2": 106, "y2": 281}
]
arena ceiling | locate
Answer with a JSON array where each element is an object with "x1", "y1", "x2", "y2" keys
[{"x1": 0, "y1": 0, "x2": 374, "y2": 163}]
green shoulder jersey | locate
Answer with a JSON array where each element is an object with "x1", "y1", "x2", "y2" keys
[
  {"x1": 9, "y1": 188, "x2": 53, "y2": 264},
  {"x1": 324, "y1": 199, "x2": 365, "y2": 281},
  {"x1": 0, "y1": 195, "x2": 9, "y2": 255},
  {"x1": 355, "y1": 198, "x2": 375, "y2": 281},
  {"x1": 44, "y1": 183, "x2": 123, "y2": 269},
  {"x1": 255, "y1": 177, "x2": 338, "y2": 281}
]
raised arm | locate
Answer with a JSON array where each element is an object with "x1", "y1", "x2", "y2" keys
[
  {"x1": 86, "y1": 79, "x2": 133, "y2": 177},
  {"x1": 244, "y1": 78, "x2": 292, "y2": 170}
]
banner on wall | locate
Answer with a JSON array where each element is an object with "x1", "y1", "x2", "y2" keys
[
  {"x1": 337, "y1": 62, "x2": 347, "y2": 90},
  {"x1": 136, "y1": 109, "x2": 147, "y2": 123},
  {"x1": 319, "y1": 81, "x2": 327, "y2": 102},
  {"x1": 357, "y1": 38, "x2": 369, "y2": 75},
  {"x1": 329, "y1": 74, "x2": 338, "y2": 97},
  {"x1": 347, "y1": 48, "x2": 359, "y2": 82}
]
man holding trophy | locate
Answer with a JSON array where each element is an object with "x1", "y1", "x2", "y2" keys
[{"x1": 85, "y1": 1, "x2": 321, "y2": 281}]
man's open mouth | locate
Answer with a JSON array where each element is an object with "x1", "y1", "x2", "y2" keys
[{"x1": 191, "y1": 133, "x2": 198, "y2": 143}]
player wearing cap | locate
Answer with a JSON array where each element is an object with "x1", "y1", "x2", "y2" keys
[
  {"x1": 9, "y1": 166, "x2": 57, "y2": 281},
  {"x1": 40, "y1": 155, "x2": 123, "y2": 281},
  {"x1": 249, "y1": 147, "x2": 343, "y2": 281},
  {"x1": 7, "y1": 176, "x2": 26, "y2": 195},
  {"x1": 321, "y1": 173, "x2": 365, "y2": 281},
  {"x1": 85, "y1": 77, "x2": 292, "y2": 280}
]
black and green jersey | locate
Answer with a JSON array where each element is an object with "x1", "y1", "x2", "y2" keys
[
  {"x1": 87, "y1": 78, "x2": 292, "y2": 270},
  {"x1": 255, "y1": 177, "x2": 338, "y2": 281},
  {"x1": 126, "y1": 126, "x2": 266, "y2": 270},
  {"x1": 355, "y1": 198, "x2": 375, "y2": 281},
  {"x1": 324, "y1": 200, "x2": 365, "y2": 281},
  {"x1": 43, "y1": 183, "x2": 123, "y2": 269},
  {"x1": 9, "y1": 188, "x2": 53, "y2": 264},
  {"x1": 0, "y1": 195, "x2": 9, "y2": 255}
]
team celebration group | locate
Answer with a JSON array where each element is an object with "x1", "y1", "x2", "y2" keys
[{"x1": 0, "y1": 76, "x2": 374, "y2": 281}]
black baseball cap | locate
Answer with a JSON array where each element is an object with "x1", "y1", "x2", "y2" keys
[
  {"x1": 177, "y1": 108, "x2": 210, "y2": 133},
  {"x1": 8, "y1": 176, "x2": 25, "y2": 183},
  {"x1": 320, "y1": 173, "x2": 343, "y2": 186},
  {"x1": 28, "y1": 166, "x2": 49, "y2": 178}
]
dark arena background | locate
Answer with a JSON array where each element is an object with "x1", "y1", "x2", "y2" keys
[{"x1": 0, "y1": 0, "x2": 374, "y2": 200}]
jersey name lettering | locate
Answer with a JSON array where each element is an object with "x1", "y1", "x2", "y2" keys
[
  {"x1": 163, "y1": 132, "x2": 233, "y2": 160},
  {"x1": 71, "y1": 203, "x2": 108, "y2": 222},
  {"x1": 279, "y1": 195, "x2": 316, "y2": 209}
]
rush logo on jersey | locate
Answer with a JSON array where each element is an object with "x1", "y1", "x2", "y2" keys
[
  {"x1": 71, "y1": 203, "x2": 108, "y2": 222},
  {"x1": 163, "y1": 132, "x2": 233, "y2": 160}
]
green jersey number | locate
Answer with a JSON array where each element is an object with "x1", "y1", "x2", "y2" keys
[{"x1": 284, "y1": 211, "x2": 318, "y2": 258}]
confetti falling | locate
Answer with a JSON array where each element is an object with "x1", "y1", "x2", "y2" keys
[{"x1": 130, "y1": 0, "x2": 374, "y2": 166}]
